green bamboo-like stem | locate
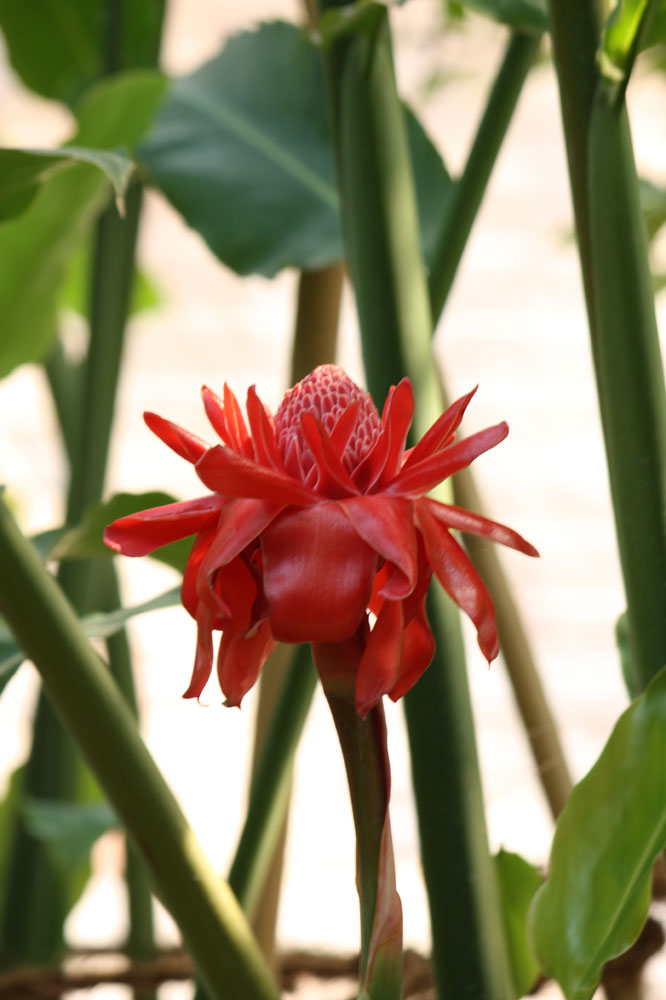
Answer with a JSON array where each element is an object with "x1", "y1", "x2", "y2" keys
[
  {"x1": 428, "y1": 30, "x2": 541, "y2": 323},
  {"x1": 320, "y1": 5, "x2": 514, "y2": 998},
  {"x1": 313, "y1": 634, "x2": 402, "y2": 1000},
  {"x1": 549, "y1": 0, "x2": 666, "y2": 692},
  {"x1": 0, "y1": 498, "x2": 280, "y2": 1000},
  {"x1": 452, "y1": 462, "x2": 573, "y2": 817}
]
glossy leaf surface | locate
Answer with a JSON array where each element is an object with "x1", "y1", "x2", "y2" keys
[
  {"x1": 140, "y1": 21, "x2": 451, "y2": 277},
  {"x1": 530, "y1": 666, "x2": 666, "y2": 1000},
  {"x1": 0, "y1": 71, "x2": 165, "y2": 379},
  {"x1": 494, "y1": 849, "x2": 542, "y2": 997},
  {"x1": 0, "y1": 146, "x2": 134, "y2": 222}
]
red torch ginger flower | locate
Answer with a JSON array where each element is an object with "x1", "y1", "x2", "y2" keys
[{"x1": 104, "y1": 365, "x2": 537, "y2": 715}]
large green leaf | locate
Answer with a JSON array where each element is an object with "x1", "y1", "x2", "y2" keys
[
  {"x1": 530, "y1": 666, "x2": 666, "y2": 1000},
  {"x1": 0, "y1": 71, "x2": 166, "y2": 379},
  {"x1": 22, "y1": 799, "x2": 119, "y2": 871},
  {"x1": 494, "y1": 849, "x2": 542, "y2": 998},
  {"x1": 455, "y1": 0, "x2": 548, "y2": 33},
  {"x1": 51, "y1": 490, "x2": 194, "y2": 573},
  {"x1": 140, "y1": 21, "x2": 451, "y2": 278},
  {"x1": 0, "y1": 146, "x2": 134, "y2": 222},
  {"x1": 0, "y1": 0, "x2": 165, "y2": 107}
]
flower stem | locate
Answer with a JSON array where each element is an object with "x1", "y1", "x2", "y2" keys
[
  {"x1": 313, "y1": 635, "x2": 402, "y2": 1000},
  {"x1": 0, "y1": 497, "x2": 280, "y2": 1000}
]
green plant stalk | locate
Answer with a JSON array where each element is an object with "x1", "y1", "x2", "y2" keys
[
  {"x1": 321, "y1": 5, "x2": 514, "y2": 998},
  {"x1": 0, "y1": 497, "x2": 280, "y2": 1000},
  {"x1": 428, "y1": 30, "x2": 541, "y2": 322},
  {"x1": 549, "y1": 0, "x2": 666, "y2": 692}
]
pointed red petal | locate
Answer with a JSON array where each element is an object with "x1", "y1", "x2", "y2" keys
[
  {"x1": 202, "y1": 384, "x2": 252, "y2": 457},
  {"x1": 416, "y1": 499, "x2": 499, "y2": 662},
  {"x1": 387, "y1": 423, "x2": 508, "y2": 497},
  {"x1": 217, "y1": 621, "x2": 275, "y2": 708},
  {"x1": 195, "y1": 445, "x2": 318, "y2": 506},
  {"x1": 199, "y1": 497, "x2": 283, "y2": 578},
  {"x1": 423, "y1": 498, "x2": 539, "y2": 556},
  {"x1": 182, "y1": 603, "x2": 214, "y2": 698},
  {"x1": 246, "y1": 385, "x2": 284, "y2": 472},
  {"x1": 181, "y1": 525, "x2": 218, "y2": 620},
  {"x1": 261, "y1": 503, "x2": 377, "y2": 642},
  {"x1": 300, "y1": 412, "x2": 359, "y2": 497},
  {"x1": 388, "y1": 597, "x2": 435, "y2": 702},
  {"x1": 329, "y1": 398, "x2": 362, "y2": 457},
  {"x1": 375, "y1": 379, "x2": 414, "y2": 486},
  {"x1": 401, "y1": 387, "x2": 477, "y2": 470},
  {"x1": 339, "y1": 495, "x2": 418, "y2": 599},
  {"x1": 144, "y1": 411, "x2": 209, "y2": 464},
  {"x1": 355, "y1": 600, "x2": 404, "y2": 716},
  {"x1": 104, "y1": 495, "x2": 223, "y2": 557}
]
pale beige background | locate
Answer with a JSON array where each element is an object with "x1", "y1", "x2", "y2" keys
[{"x1": 1, "y1": 2, "x2": 666, "y2": 998}]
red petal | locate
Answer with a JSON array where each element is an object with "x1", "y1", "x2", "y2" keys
[
  {"x1": 387, "y1": 423, "x2": 508, "y2": 497},
  {"x1": 144, "y1": 412, "x2": 209, "y2": 463},
  {"x1": 339, "y1": 495, "x2": 418, "y2": 599},
  {"x1": 416, "y1": 499, "x2": 499, "y2": 662},
  {"x1": 329, "y1": 398, "x2": 362, "y2": 456},
  {"x1": 202, "y1": 384, "x2": 252, "y2": 457},
  {"x1": 423, "y1": 498, "x2": 539, "y2": 557},
  {"x1": 181, "y1": 525, "x2": 219, "y2": 620},
  {"x1": 104, "y1": 495, "x2": 223, "y2": 556},
  {"x1": 199, "y1": 498, "x2": 282, "y2": 579},
  {"x1": 300, "y1": 412, "x2": 359, "y2": 497},
  {"x1": 246, "y1": 385, "x2": 284, "y2": 472},
  {"x1": 182, "y1": 603, "x2": 214, "y2": 699},
  {"x1": 355, "y1": 600, "x2": 404, "y2": 716},
  {"x1": 217, "y1": 621, "x2": 275, "y2": 708},
  {"x1": 261, "y1": 503, "x2": 377, "y2": 642},
  {"x1": 374, "y1": 379, "x2": 414, "y2": 486},
  {"x1": 401, "y1": 388, "x2": 477, "y2": 470},
  {"x1": 195, "y1": 445, "x2": 318, "y2": 506},
  {"x1": 388, "y1": 597, "x2": 435, "y2": 702}
]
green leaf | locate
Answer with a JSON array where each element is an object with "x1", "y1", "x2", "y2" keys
[
  {"x1": 21, "y1": 799, "x2": 119, "y2": 871},
  {"x1": 0, "y1": 146, "x2": 134, "y2": 222},
  {"x1": 0, "y1": 0, "x2": 165, "y2": 107},
  {"x1": 454, "y1": 0, "x2": 548, "y2": 33},
  {"x1": 0, "y1": 585, "x2": 181, "y2": 691},
  {"x1": 530, "y1": 666, "x2": 666, "y2": 1000},
  {"x1": 494, "y1": 849, "x2": 542, "y2": 998},
  {"x1": 51, "y1": 490, "x2": 193, "y2": 573},
  {"x1": 140, "y1": 21, "x2": 451, "y2": 278},
  {"x1": 0, "y1": 71, "x2": 166, "y2": 379},
  {"x1": 599, "y1": 0, "x2": 658, "y2": 92},
  {"x1": 0, "y1": 766, "x2": 25, "y2": 911}
]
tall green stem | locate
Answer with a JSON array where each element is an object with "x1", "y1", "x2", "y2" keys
[
  {"x1": 428, "y1": 30, "x2": 541, "y2": 322},
  {"x1": 0, "y1": 498, "x2": 280, "y2": 1000},
  {"x1": 549, "y1": 0, "x2": 666, "y2": 692},
  {"x1": 320, "y1": 5, "x2": 514, "y2": 997}
]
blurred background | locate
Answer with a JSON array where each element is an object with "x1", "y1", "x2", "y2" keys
[{"x1": 1, "y1": 1, "x2": 665, "y2": 997}]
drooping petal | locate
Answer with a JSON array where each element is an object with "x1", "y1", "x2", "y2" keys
[
  {"x1": 423, "y1": 498, "x2": 539, "y2": 556},
  {"x1": 181, "y1": 524, "x2": 219, "y2": 620},
  {"x1": 388, "y1": 597, "x2": 435, "y2": 702},
  {"x1": 199, "y1": 555, "x2": 258, "y2": 630},
  {"x1": 387, "y1": 423, "x2": 508, "y2": 498},
  {"x1": 144, "y1": 411, "x2": 209, "y2": 464},
  {"x1": 217, "y1": 621, "x2": 275, "y2": 708},
  {"x1": 355, "y1": 600, "x2": 404, "y2": 716},
  {"x1": 299, "y1": 412, "x2": 360, "y2": 497},
  {"x1": 195, "y1": 444, "x2": 318, "y2": 506},
  {"x1": 246, "y1": 385, "x2": 285, "y2": 472},
  {"x1": 416, "y1": 498, "x2": 499, "y2": 662},
  {"x1": 199, "y1": 497, "x2": 283, "y2": 580},
  {"x1": 339, "y1": 495, "x2": 418, "y2": 599},
  {"x1": 374, "y1": 378, "x2": 414, "y2": 486},
  {"x1": 401, "y1": 387, "x2": 477, "y2": 470},
  {"x1": 261, "y1": 503, "x2": 377, "y2": 643},
  {"x1": 182, "y1": 603, "x2": 214, "y2": 698},
  {"x1": 104, "y1": 495, "x2": 223, "y2": 557}
]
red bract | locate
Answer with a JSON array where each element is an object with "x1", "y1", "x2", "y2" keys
[{"x1": 104, "y1": 365, "x2": 537, "y2": 715}]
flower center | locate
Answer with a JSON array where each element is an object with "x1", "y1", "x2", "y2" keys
[{"x1": 275, "y1": 364, "x2": 381, "y2": 480}]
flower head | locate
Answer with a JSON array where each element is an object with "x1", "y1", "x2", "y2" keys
[{"x1": 105, "y1": 364, "x2": 537, "y2": 715}]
